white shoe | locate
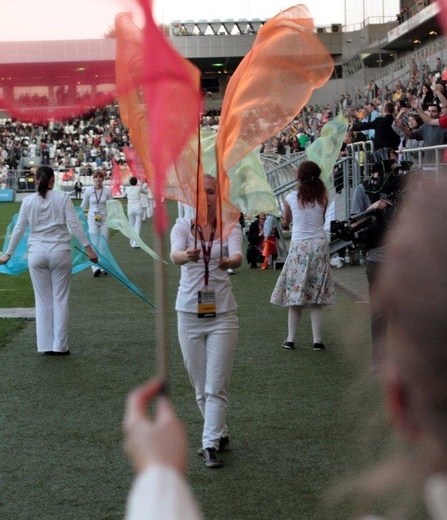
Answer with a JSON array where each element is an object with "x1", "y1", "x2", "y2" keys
[{"x1": 227, "y1": 269, "x2": 235, "y2": 275}]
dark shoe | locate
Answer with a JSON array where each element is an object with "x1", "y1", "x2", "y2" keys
[
  {"x1": 313, "y1": 343, "x2": 326, "y2": 351},
  {"x1": 197, "y1": 436, "x2": 230, "y2": 456},
  {"x1": 202, "y1": 448, "x2": 223, "y2": 468},
  {"x1": 52, "y1": 350, "x2": 70, "y2": 356},
  {"x1": 282, "y1": 341, "x2": 295, "y2": 350},
  {"x1": 101, "y1": 270, "x2": 108, "y2": 276},
  {"x1": 43, "y1": 351, "x2": 55, "y2": 355},
  {"x1": 93, "y1": 268, "x2": 101, "y2": 277}
]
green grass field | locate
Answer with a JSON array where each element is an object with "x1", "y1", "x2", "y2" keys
[{"x1": 0, "y1": 200, "x2": 415, "y2": 520}]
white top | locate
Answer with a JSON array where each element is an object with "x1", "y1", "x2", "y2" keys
[
  {"x1": 125, "y1": 465, "x2": 202, "y2": 520},
  {"x1": 125, "y1": 185, "x2": 148, "y2": 211},
  {"x1": 6, "y1": 191, "x2": 90, "y2": 254},
  {"x1": 170, "y1": 218, "x2": 242, "y2": 313},
  {"x1": 81, "y1": 186, "x2": 112, "y2": 223},
  {"x1": 287, "y1": 190, "x2": 326, "y2": 241}
]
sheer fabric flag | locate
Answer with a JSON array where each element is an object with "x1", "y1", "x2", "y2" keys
[
  {"x1": 216, "y1": 4, "x2": 333, "y2": 228},
  {"x1": 307, "y1": 111, "x2": 349, "y2": 188},
  {"x1": 106, "y1": 199, "x2": 160, "y2": 259},
  {"x1": 0, "y1": 209, "x2": 153, "y2": 307},
  {"x1": 200, "y1": 131, "x2": 278, "y2": 217},
  {"x1": 115, "y1": 2, "x2": 202, "y2": 234},
  {"x1": 438, "y1": 0, "x2": 447, "y2": 35}
]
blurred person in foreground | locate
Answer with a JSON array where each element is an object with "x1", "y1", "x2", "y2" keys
[
  {"x1": 123, "y1": 179, "x2": 447, "y2": 519},
  {"x1": 0, "y1": 166, "x2": 98, "y2": 355}
]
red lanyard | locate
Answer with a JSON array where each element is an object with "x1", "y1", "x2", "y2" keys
[{"x1": 196, "y1": 219, "x2": 216, "y2": 287}]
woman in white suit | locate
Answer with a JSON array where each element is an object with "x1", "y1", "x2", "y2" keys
[{"x1": 0, "y1": 166, "x2": 97, "y2": 355}]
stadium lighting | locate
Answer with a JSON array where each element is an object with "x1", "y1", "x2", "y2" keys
[
  {"x1": 197, "y1": 20, "x2": 208, "y2": 36},
  {"x1": 223, "y1": 19, "x2": 235, "y2": 35},
  {"x1": 210, "y1": 20, "x2": 222, "y2": 35}
]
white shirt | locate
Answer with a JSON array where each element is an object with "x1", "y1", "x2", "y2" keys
[
  {"x1": 170, "y1": 218, "x2": 242, "y2": 313},
  {"x1": 287, "y1": 190, "x2": 326, "y2": 241},
  {"x1": 125, "y1": 465, "x2": 202, "y2": 520},
  {"x1": 6, "y1": 191, "x2": 89, "y2": 254},
  {"x1": 81, "y1": 186, "x2": 112, "y2": 223},
  {"x1": 125, "y1": 185, "x2": 148, "y2": 211}
]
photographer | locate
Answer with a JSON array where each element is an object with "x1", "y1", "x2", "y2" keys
[{"x1": 350, "y1": 158, "x2": 396, "y2": 369}]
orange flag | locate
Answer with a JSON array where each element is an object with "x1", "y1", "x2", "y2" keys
[{"x1": 216, "y1": 4, "x2": 334, "y2": 230}]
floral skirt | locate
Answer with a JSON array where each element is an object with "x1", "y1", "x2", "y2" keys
[{"x1": 270, "y1": 238, "x2": 335, "y2": 307}]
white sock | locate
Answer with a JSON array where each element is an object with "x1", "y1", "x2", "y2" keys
[
  {"x1": 310, "y1": 305, "x2": 324, "y2": 344},
  {"x1": 287, "y1": 306, "x2": 302, "y2": 342}
]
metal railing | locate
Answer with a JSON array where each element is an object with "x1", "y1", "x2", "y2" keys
[{"x1": 262, "y1": 141, "x2": 447, "y2": 258}]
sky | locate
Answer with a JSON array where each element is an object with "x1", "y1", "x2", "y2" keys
[{"x1": 1, "y1": 0, "x2": 348, "y2": 41}]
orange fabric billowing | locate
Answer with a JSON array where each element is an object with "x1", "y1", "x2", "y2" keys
[
  {"x1": 115, "y1": 2, "x2": 202, "y2": 234},
  {"x1": 216, "y1": 4, "x2": 334, "y2": 229}
]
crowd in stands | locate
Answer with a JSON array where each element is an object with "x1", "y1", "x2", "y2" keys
[
  {"x1": 0, "y1": 105, "x2": 131, "y2": 185},
  {"x1": 260, "y1": 55, "x2": 447, "y2": 161},
  {"x1": 1, "y1": 52, "x2": 447, "y2": 190}
]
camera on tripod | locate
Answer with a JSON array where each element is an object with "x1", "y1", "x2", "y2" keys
[{"x1": 330, "y1": 157, "x2": 412, "y2": 250}]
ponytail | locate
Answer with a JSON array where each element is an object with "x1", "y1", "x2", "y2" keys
[{"x1": 36, "y1": 166, "x2": 55, "y2": 198}]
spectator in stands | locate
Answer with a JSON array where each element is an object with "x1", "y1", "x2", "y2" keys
[
  {"x1": 364, "y1": 102, "x2": 380, "y2": 140},
  {"x1": 350, "y1": 101, "x2": 400, "y2": 152},
  {"x1": 419, "y1": 83, "x2": 435, "y2": 111},
  {"x1": 395, "y1": 102, "x2": 447, "y2": 166}
]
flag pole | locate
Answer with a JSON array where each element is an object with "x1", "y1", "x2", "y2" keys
[{"x1": 154, "y1": 227, "x2": 168, "y2": 390}]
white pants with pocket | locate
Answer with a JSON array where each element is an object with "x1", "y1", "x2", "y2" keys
[
  {"x1": 128, "y1": 208, "x2": 143, "y2": 247},
  {"x1": 28, "y1": 250, "x2": 72, "y2": 353},
  {"x1": 177, "y1": 310, "x2": 238, "y2": 450}
]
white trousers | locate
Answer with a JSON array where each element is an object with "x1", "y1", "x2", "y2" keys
[
  {"x1": 28, "y1": 250, "x2": 72, "y2": 353},
  {"x1": 177, "y1": 311, "x2": 238, "y2": 450},
  {"x1": 88, "y1": 219, "x2": 109, "y2": 272},
  {"x1": 128, "y1": 208, "x2": 143, "y2": 247}
]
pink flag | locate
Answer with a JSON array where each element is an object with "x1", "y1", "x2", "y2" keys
[{"x1": 116, "y1": 1, "x2": 203, "y2": 234}]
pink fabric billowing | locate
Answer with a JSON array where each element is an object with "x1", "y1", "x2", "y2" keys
[
  {"x1": 115, "y1": 1, "x2": 202, "y2": 234},
  {"x1": 438, "y1": 0, "x2": 447, "y2": 35}
]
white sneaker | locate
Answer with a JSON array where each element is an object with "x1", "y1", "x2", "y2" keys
[{"x1": 227, "y1": 269, "x2": 235, "y2": 275}]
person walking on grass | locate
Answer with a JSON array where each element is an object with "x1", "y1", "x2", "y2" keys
[
  {"x1": 170, "y1": 174, "x2": 243, "y2": 469},
  {"x1": 270, "y1": 161, "x2": 335, "y2": 351},
  {"x1": 0, "y1": 166, "x2": 98, "y2": 355},
  {"x1": 124, "y1": 176, "x2": 148, "y2": 248},
  {"x1": 81, "y1": 171, "x2": 112, "y2": 277}
]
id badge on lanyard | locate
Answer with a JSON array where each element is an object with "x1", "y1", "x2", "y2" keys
[
  {"x1": 197, "y1": 220, "x2": 217, "y2": 318},
  {"x1": 198, "y1": 288, "x2": 216, "y2": 318}
]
